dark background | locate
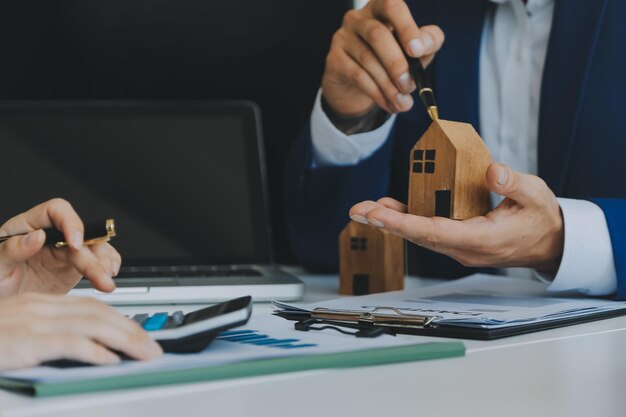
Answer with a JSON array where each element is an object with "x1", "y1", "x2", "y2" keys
[{"x1": 0, "y1": 0, "x2": 351, "y2": 264}]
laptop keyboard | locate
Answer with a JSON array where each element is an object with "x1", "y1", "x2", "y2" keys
[{"x1": 117, "y1": 266, "x2": 262, "y2": 279}]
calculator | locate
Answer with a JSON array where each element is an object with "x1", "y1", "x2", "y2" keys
[
  {"x1": 131, "y1": 295, "x2": 253, "y2": 353},
  {"x1": 40, "y1": 296, "x2": 253, "y2": 368}
]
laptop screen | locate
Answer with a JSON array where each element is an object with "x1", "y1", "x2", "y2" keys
[{"x1": 0, "y1": 102, "x2": 273, "y2": 266}]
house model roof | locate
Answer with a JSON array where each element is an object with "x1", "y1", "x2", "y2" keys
[{"x1": 430, "y1": 120, "x2": 486, "y2": 152}]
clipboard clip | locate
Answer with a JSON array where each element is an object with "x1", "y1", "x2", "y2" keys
[
  {"x1": 311, "y1": 306, "x2": 440, "y2": 329},
  {"x1": 293, "y1": 307, "x2": 441, "y2": 338},
  {"x1": 295, "y1": 318, "x2": 393, "y2": 338}
]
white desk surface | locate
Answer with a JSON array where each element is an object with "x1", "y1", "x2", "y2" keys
[{"x1": 2, "y1": 274, "x2": 626, "y2": 417}]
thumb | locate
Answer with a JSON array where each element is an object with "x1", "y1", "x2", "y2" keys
[
  {"x1": 486, "y1": 162, "x2": 547, "y2": 208},
  {"x1": 0, "y1": 230, "x2": 46, "y2": 266}
]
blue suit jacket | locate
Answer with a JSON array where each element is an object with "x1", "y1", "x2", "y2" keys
[{"x1": 285, "y1": 0, "x2": 626, "y2": 299}]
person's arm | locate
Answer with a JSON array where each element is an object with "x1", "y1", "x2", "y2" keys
[
  {"x1": 310, "y1": 89, "x2": 396, "y2": 166},
  {"x1": 349, "y1": 164, "x2": 626, "y2": 299},
  {"x1": 0, "y1": 293, "x2": 162, "y2": 370},
  {"x1": 591, "y1": 199, "x2": 626, "y2": 300},
  {"x1": 542, "y1": 199, "x2": 617, "y2": 295},
  {"x1": 285, "y1": 0, "x2": 444, "y2": 270},
  {"x1": 349, "y1": 163, "x2": 565, "y2": 272}
]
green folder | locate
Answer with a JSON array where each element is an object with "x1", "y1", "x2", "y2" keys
[{"x1": 0, "y1": 342, "x2": 464, "y2": 397}]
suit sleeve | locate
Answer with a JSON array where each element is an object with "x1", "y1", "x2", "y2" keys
[
  {"x1": 591, "y1": 198, "x2": 626, "y2": 300},
  {"x1": 284, "y1": 120, "x2": 396, "y2": 271}
]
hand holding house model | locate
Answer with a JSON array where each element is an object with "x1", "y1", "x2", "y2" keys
[{"x1": 339, "y1": 52, "x2": 492, "y2": 295}]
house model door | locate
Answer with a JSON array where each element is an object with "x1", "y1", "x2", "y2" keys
[{"x1": 435, "y1": 190, "x2": 451, "y2": 218}]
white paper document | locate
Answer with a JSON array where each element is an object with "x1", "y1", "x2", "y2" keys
[{"x1": 274, "y1": 274, "x2": 626, "y2": 330}]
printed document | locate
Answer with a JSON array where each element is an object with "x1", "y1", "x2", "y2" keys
[{"x1": 275, "y1": 274, "x2": 626, "y2": 329}]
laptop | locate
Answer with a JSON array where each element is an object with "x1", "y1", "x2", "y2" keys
[{"x1": 0, "y1": 101, "x2": 303, "y2": 304}]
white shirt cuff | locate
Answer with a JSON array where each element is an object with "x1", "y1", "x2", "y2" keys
[
  {"x1": 310, "y1": 89, "x2": 396, "y2": 167},
  {"x1": 541, "y1": 198, "x2": 617, "y2": 296}
]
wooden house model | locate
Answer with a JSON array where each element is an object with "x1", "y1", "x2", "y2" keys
[
  {"x1": 408, "y1": 120, "x2": 492, "y2": 220},
  {"x1": 339, "y1": 221, "x2": 404, "y2": 295}
]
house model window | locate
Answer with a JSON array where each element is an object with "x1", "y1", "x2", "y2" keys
[
  {"x1": 412, "y1": 149, "x2": 436, "y2": 174},
  {"x1": 350, "y1": 237, "x2": 367, "y2": 251}
]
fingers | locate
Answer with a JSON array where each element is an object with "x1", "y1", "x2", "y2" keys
[
  {"x1": 416, "y1": 25, "x2": 445, "y2": 67},
  {"x1": 323, "y1": 0, "x2": 445, "y2": 117},
  {"x1": 46, "y1": 241, "x2": 120, "y2": 292},
  {"x1": 351, "y1": 3, "x2": 443, "y2": 92},
  {"x1": 64, "y1": 297, "x2": 163, "y2": 362},
  {"x1": 341, "y1": 32, "x2": 413, "y2": 112},
  {"x1": 67, "y1": 245, "x2": 116, "y2": 292},
  {"x1": 348, "y1": 198, "x2": 407, "y2": 223},
  {"x1": 2, "y1": 294, "x2": 162, "y2": 367},
  {"x1": 330, "y1": 47, "x2": 396, "y2": 113},
  {"x1": 0, "y1": 198, "x2": 84, "y2": 251},
  {"x1": 39, "y1": 335, "x2": 122, "y2": 366},
  {"x1": 0, "y1": 333, "x2": 122, "y2": 370},
  {"x1": 0, "y1": 230, "x2": 45, "y2": 267},
  {"x1": 349, "y1": 186, "x2": 563, "y2": 270},
  {"x1": 0, "y1": 199, "x2": 121, "y2": 295},
  {"x1": 376, "y1": 197, "x2": 408, "y2": 212},
  {"x1": 349, "y1": 200, "x2": 383, "y2": 224},
  {"x1": 371, "y1": 0, "x2": 420, "y2": 52},
  {"x1": 350, "y1": 200, "x2": 478, "y2": 249},
  {"x1": 370, "y1": 0, "x2": 444, "y2": 61},
  {"x1": 486, "y1": 163, "x2": 555, "y2": 209},
  {"x1": 352, "y1": 19, "x2": 416, "y2": 100},
  {"x1": 59, "y1": 313, "x2": 162, "y2": 362},
  {"x1": 90, "y1": 243, "x2": 122, "y2": 277}
]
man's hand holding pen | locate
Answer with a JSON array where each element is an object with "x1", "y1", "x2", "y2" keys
[
  {"x1": 323, "y1": 0, "x2": 567, "y2": 275},
  {"x1": 0, "y1": 198, "x2": 120, "y2": 296},
  {"x1": 321, "y1": 0, "x2": 445, "y2": 119}
]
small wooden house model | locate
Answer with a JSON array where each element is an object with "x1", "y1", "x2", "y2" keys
[
  {"x1": 408, "y1": 120, "x2": 492, "y2": 220},
  {"x1": 339, "y1": 221, "x2": 404, "y2": 295}
]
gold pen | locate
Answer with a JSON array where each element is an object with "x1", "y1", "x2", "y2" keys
[{"x1": 0, "y1": 218, "x2": 117, "y2": 248}]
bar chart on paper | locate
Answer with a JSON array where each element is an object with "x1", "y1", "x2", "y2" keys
[{"x1": 217, "y1": 330, "x2": 318, "y2": 349}]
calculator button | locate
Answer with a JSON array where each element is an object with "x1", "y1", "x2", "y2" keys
[
  {"x1": 162, "y1": 311, "x2": 185, "y2": 329},
  {"x1": 132, "y1": 314, "x2": 150, "y2": 326},
  {"x1": 143, "y1": 313, "x2": 169, "y2": 331},
  {"x1": 171, "y1": 311, "x2": 185, "y2": 326}
]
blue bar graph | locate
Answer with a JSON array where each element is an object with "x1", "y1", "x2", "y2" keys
[
  {"x1": 217, "y1": 330, "x2": 257, "y2": 338},
  {"x1": 219, "y1": 334, "x2": 270, "y2": 343},
  {"x1": 277, "y1": 344, "x2": 318, "y2": 349},
  {"x1": 217, "y1": 329, "x2": 317, "y2": 349},
  {"x1": 249, "y1": 338, "x2": 299, "y2": 346}
]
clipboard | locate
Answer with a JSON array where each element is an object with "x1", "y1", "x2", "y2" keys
[
  {"x1": 272, "y1": 274, "x2": 626, "y2": 341},
  {"x1": 273, "y1": 306, "x2": 626, "y2": 340}
]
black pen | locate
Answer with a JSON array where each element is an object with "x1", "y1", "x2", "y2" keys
[
  {"x1": 395, "y1": 32, "x2": 439, "y2": 121},
  {"x1": 0, "y1": 218, "x2": 116, "y2": 248}
]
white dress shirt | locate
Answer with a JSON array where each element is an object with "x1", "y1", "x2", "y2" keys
[{"x1": 309, "y1": 0, "x2": 617, "y2": 295}]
